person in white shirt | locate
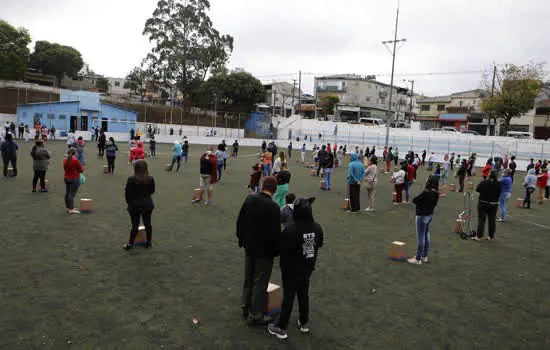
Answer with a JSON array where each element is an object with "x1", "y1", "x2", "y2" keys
[
  {"x1": 66, "y1": 130, "x2": 76, "y2": 149},
  {"x1": 272, "y1": 152, "x2": 285, "y2": 175},
  {"x1": 391, "y1": 166, "x2": 406, "y2": 204},
  {"x1": 337, "y1": 146, "x2": 344, "y2": 167},
  {"x1": 428, "y1": 152, "x2": 436, "y2": 171}
]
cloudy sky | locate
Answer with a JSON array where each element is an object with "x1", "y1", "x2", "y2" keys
[{"x1": 2, "y1": 0, "x2": 549, "y2": 96}]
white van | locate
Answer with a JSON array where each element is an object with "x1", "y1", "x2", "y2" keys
[
  {"x1": 506, "y1": 131, "x2": 533, "y2": 139},
  {"x1": 359, "y1": 117, "x2": 385, "y2": 126}
]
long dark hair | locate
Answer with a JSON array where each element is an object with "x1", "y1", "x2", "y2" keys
[
  {"x1": 65, "y1": 148, "x2": 76, "y2": 169},
  {"x1": 133, "y1": 159, "x2": 149, "y2": 183},
  {"x1": 488, "y1": 170, "x2": 499, "y2": 183}
]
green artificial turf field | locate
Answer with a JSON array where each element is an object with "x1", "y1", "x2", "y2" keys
[{"x1": 0, "y1": 140, "x2": 549, "y2": 349}]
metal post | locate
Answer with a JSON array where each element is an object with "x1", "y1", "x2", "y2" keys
[
  {"x1": 238, "y1": 113, "x2": 241, "y2": 139},
  {"x1": 428, "y1": 136, "x2": 431, "y2": 153},
  {"x1": 540, "y1": 143, "x2": 544, "y2": 160},
  {"x1": 225, "y1": 115, "x2": 228, "y2": 137},
  {"x1": 447, "y1": 137, "x2": 450, "y2": 153},
  {"x1": 348, "y1": 129, "x2": 351, "y2": 145},
  {"x1": 468, "y1": 139, "x2": 472, "y2": 154},
  {"x1": 491, "y1": 139, "x2": 495, "y2": 157},
  {"x1": 362, "y1": 132, "x2": 365, "y2": 146}
]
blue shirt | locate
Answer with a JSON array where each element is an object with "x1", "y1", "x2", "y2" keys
[
  {"x1": 173, "y1": 143, "x2": 183, "y2": 156},
  {"x1": 348, "y1": 153, "x2": 365, "y2": 184},
  {"x1": 499, "y1": 176, "x2": 512, "y2": 193}
]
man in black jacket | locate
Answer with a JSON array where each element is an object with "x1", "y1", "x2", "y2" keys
[
  {"x1": 268, "y1": 197, "x2": 323, "y2": 339},
  {"x1": 236, "y1": 176, "x2": 281, "y2": 325},
  {"x1": 316, "y1": 145, "x2": 328, "y2": 177}
]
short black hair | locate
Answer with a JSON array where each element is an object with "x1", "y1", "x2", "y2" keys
[{"x1": 286, "y1": 193, "x2": 296, "y2": 204}]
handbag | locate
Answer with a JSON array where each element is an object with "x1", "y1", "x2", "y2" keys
[
  {"x1": 79, "y1": 173, "x2": 86, "y2": 185},
  {"x1": 365, "y1": 181, "x2": 373, "y2": 190}
]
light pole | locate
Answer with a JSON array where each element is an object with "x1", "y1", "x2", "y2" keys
[{"x1": 383, "y1": 0, "x2": 406, "y2": 147}]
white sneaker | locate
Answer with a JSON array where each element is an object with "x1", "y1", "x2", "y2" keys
[
  {"x1": 297, "y1": 320, "x2": 309, "y2": 333},
  {"x1": 364, "y1": 207, "x2": 374, "y2": 212},
  {"x1": 407, "y1": 257, "x2": 422, "y2": 265},
  {"x1": 421, "y1": 257, "x2": 429, "y2": 263}
]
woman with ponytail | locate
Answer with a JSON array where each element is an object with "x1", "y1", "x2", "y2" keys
[{"x1": 63, "y1": 148, "x2": 83, "y2": 214}]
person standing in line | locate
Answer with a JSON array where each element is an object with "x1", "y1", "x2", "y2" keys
[
  {"x1": 30, "y1": 140, "x2": 50, "y2": 192},
  {"x1": 323, "y1": 150, "x2": 334, "y2": 191},
  {"x1": 404, "y1": 161, "x2": 415, "y2": 203},
  {"x1": 526, "y1": 158, "x2": 535, "y2": 171},
  {"x1": 522, "y1": 168, "x2": 537, "y2": 209},
  {"x1": 93, "y1": 126, "x2": 99, "y2": 142},
  {"x1": 232, "y1": 140, "x2": 239, "y2": 157},
  {"x1": 316, "y1": 145, "x2": 328, "y2": 177},
  {"x1": 363, "y1": 157, "x2": 378, "y2": 212},
  {"x1": 457, "y1": 159, "x2": 467, "y2": 192},
  {"x1": 263, "y1": 148, "x2": 273, "y2": 176},
  {"x1": 192, "y1": 147, "x2": 218, "y2": 205},
  {"x1": 63, "y1": 148, "x2": 83, "y2": 214},
  {"x1": 169, "y1": 141, "x2": 183, "y2": 172},
  {"x1": 67, "y1": 129, "x2": 76, "y2": 149},
  {"x1": 427, "y1": 152, "x2": 435, "y2": 171},
  {"x1": 1, "y1": 133, "x2": 18, "y2": 178},
  {"x1": 268, "y1": 197, "x2": 323, "y2": 340},
  {"x1": 149, "y1": 136, "x2": 156, "y2": 157},
  {"x1": 41, "y1": 125, "x2": 48, "y2": 143},
  {"x1": 421, "y1": 150, "x2": 427, "y2": 166},
  {"x1": 98, "y1": 131, "x2": 106, "y2": 159},
  {"x1": 273, "y1": 162, "x2": 291, "y2": 207},
  {"x1": 449, "y1": 153, "x2": 455, "y2": 171},
  {"x1": 215, "y1": 144, "x2": 225, "y2": 180},
  {"x1": 391, "y1": 165, "x2": 406, "y2": 205},
  {"x1": 272, "y1": 152, "x2": 285, "y2": 176},
  {"x1": 75, "y1": 137, "x2": 86, "y2": 165},
  {"x1": 222, "y1": 140, "x2": 228, "y2": 170},
  {"x1": 287, "y1": 142, "x2": 292, "y2": 159},
  {"x1": 497, "y1": 169, "x2": 513, "y2": 222},
  {"x1": 247, "y1": 164, "x2": 262, "y2": 193},
  {"x1": 337, "y1": 146, "x2": 344, "y2": 168},
  {"x1": 130, "y1": 129, "x2": 135, "y2": 140},
  {"x1": 407, "y1": 175, "x2": 440, "y2": 265},
  {"x1": 301, "y1": 143, "x2": 306, "y2": 163},
  {"x1": 181, "y1": 140, "x2": 189, "y2": 162},
  {"x1": 18, "y1": 123, "x2": 24, "y2": 139},
  {"x1": 393, "y1": 147, "x2": 399, "y2": 167},
  {"x1": 536, "y1": 169, "x2": 548, "y2": 204},
  {"x1": 261, "y1": 140, "x2": 267, "y2": 153},
  {"x1": 236, "y1": 176, "x2": 281, "y2": 325},
  {"x1": 472, "y1": 170, "x2": 502, "y2": 241},
  {"x1": 482, "y1": 159, "x2": 493, "y2": 180},
  {"x1": 50, "y1": 126, "x2": 56, "y2": 140},
  {"x1": 123, "y1": 160, "x2": 155, "y2": 250},
  {"x1": 439, "y1": 154, "x2": 451, "y2": 197},
  {"x1": 384, "y1": 147, "x2": 393, "y2": 174},
  {"x1": 129, "y1": 141, "x2": 145, "y2": 166},
  {"x1": 347, "y1": 153, "x2": 365, "y2": 213},
  {"x1": 105, "y1": 137, "x2": 118, "y2": 174},
  {"x1": 280, "y1": 193, "x2": 296, "y2": 230}
]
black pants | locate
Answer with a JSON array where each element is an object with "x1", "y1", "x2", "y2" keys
[
  {"x1": 128, "y1": 210, "x2": 153, "y2": 244},
  {"x1": 64, "y1": 178, "x2": 80, "y2": 209},
  {"x1": 98, "y1": 146, "x2": 104, "y2": 158},
  {"x1": 241, "y1": 254, "x2": 273, "y2": 317},
  {"x1": 150, "y1": 147, "x2": 156, "y2": 157},
  {"x1": 2, "y1": 157, "x2": 17, "y2": 177},
  {"x1": 316, "y1": 163, "x2": 322, "y2": 176},
  {"x1": 458, "y1": 175, "x2": 465, "y2": 192},
  {"x1": 232, "y1": 149, "x2": 238, "y2": 157},
  {"x1": 349, "y1": 183, "x2": 361, "y2": 212},
  {"x1": 545, "y1": 186, "x2": 550, "y2": 199},
  {"x1": 32, "y1": 170, "x2": 46, "y2": 190},
  {"x1": 288, "y1": 149, "x2": 292, "y2": 159},
  {"x1": 524, "y1": 188, "x2": 535, "y2": 208},
  {"x1": 18, "y1": 129, "x2": 24, "y2": 139},
  {"x1": 223, "y1": 158, "x2": 227, "y2": 170},
  {"x1": 477, "y1": 202, "x2": 497, "y2": 238},
  {"x1": 107, "y1": 156, "x2": 116, "y2": 174},
  {"x1": 277, "y1": 271, "x2": 311, "y2": 330}
]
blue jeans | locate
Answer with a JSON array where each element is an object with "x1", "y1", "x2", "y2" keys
[
  {"x1": 499, "y1": 192, "x2": 511, "y2": 220},
  {"x1": 405, "y1": 180, "x2": 414, "y2": 202},
  {"x1": 182, "y1": 151, "x2": 188, "y2": 162},
  {"x1": 263, "y1": 163, "x2": 272, "y2": 177},
  {"x1": 415, "y1": 215, "x2": 433, "y2": 260},
  {"x1": 217, "y1": 162, "x2": 224, "y2": 181},
  {"x1": 324, "y1": 168, "x2": 333, "y2": 189},
  {"x1": 76, "y1": 151, "x2": 85, "y2": 165}
]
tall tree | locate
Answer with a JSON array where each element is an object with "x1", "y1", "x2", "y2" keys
[
  {"x1": 481, "y1": 62, "x2": 545, "y2": 135},
  {"x1": 0, "y1": 20, "x2": 31, "y2": 80},
  {"x1": 318, "y1": 95, "x2": 340, "y2": 117},
  {"x1": 142, "y1": 0, "x2": 234, "y2": 101},
  {"x1": 124, "y1": 66, "x2": 154, "y2": 101},
  {"x1": 95, "y1": 77, "x2": 110, "y2": 93},
  {"x1": 30, "y1": 41, "x2": 84, "y2": 84}
]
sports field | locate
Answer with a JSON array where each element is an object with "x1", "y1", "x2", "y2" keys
[{"x1": 1, "y1": 140, "x2": 549, "y2": 349}]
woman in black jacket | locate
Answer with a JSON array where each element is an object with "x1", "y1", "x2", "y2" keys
[
  {"x1": 472, "y1": 170, "x2": 502, "y2": 241},
  {"x1": 457, "y1": 159, "x2": 467, "y2": 192},
  {"x1": 124, "y1": 160, "x2": 155, "y2": 249}
]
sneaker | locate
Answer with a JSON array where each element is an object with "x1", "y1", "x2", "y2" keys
[
  {"x1": 123, "y1": 244, "x2": 133, "y2": 250},
  {"x1": 191, "y1": 198, "x2": 201, "y2": 204},
  {"x1": 298, "y1": 320, "x2": 310, "y2": 333},
  {"x1": 407, "y1": 257, "x2": 422, "y2": 265},
  {"x1": 32, "y1": 189, "x2": 36, "y2": 193},
  {"x1": 204, "y1": 200, "x2": 212, "y2": 206},
  {"x1": 267, "y1": 324, "x2": 288, "y2": 339},
  {"x1": 39, "y1": 189, "x2": 48, "y2": 193},
  {"x1": 68, "y1": 209, "x2": 80, "y2": 214},
  {"x1": 497, "y1": 218, "x2": 504, "y2": 222},
  {"x1": 421, "y1": 257, "x2": 429, "y2": 263}
]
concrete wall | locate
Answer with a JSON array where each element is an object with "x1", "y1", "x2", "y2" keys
[{"x1": 17, "y1": 102, "x2": 79, "y2": 130}]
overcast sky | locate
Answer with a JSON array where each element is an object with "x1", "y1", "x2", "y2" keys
[{"x1": 2, "y1": 0, "x2": 549, "y2": 96}]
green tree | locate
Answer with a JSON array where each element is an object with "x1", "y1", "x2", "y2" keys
[
  {"x1": 194, "y1": 70, "x2": 264, "y2": 112},
  {"x1": 481, "y1": 62, "x2": 545, "y2": 135},
  {"x1": 124, "y1": 66, "x2": 153, "y2": 101},
  {"x1": 95, "y1": 77, "x2": 109, "y2": 93},
  {"x1": 0, "y1": 20, "x2": 31, "y2": 80},
  {"x1": 142, "y1": 0, "x2": 234, "y2": 102},
  {"x1": 319, "y1": 95, "x2": 340, "y2": 117},
  {"x1": 30, "y1": 41, "x2": 84, "y2": 84}
]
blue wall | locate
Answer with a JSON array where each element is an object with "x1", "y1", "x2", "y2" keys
[
  {"x1": 61, "y1": 91, "x2": 100, "y2": 111},
  {"x1": 98, "y1": 104, "x2": 137, "y2": 132},
  {"x1": 17, "y1": 101, "x2": 79, "y2": 131}
]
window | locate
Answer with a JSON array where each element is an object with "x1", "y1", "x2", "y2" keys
[
  {"x1": 366, "y1": 97, "x2": 371, "y2": 102},
  {"x1": 458, "y1": 100, "x2": 463, "y2": 106},
  {"x1": 59, "y1": 115, "x2": 67, "y2": 120},
  {"x1": 437, "y1": 105, "x2": 446, "y2": 111},
  {"x1": 115, "y1": 81, "x2": 120, "y2": 87},
  {"x1": 421, "y1": 105, "x2": 430, "y2": 111},
  {"x1": 342, "y1": 81, "x2": 346, "y2": 87},
  {"x1": 47, "y1": 114, "x2": 55, "y2": 119}
]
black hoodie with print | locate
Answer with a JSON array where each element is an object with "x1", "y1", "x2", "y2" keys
[{"x1": 279, "y1": 198, "x2": 324, "y2": 275}]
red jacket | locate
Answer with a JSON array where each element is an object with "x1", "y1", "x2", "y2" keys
[
  {"x1": 64, "y1": 157, "x2": 83, "y2": 179},
  {"x1": 129, "y1": 146, "x2": 145, "y2": 162},
  {"x1": 407, "y1": 164, "x2": 415, "y2": 181},
  {"x1": 537, "y1": 173, "x2": 548, "y2": 188},
  {"x1": 482, "y1": 164, "x2": 492, "y2": 178},
  {"x1": 201, "y1": 153, "x2": 218, "y2": 184}
]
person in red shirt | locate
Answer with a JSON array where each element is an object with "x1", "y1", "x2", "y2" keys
[
  {"x1": 129, "y1": 141, "x2": 145, "y2": 166},
  {"x1": 536, "y1": 169, "x2": 548, "y2": 204},
  {"x1": 63, "y1": 148, "x2": 84, "y2": 214},
  {"x1": 481, "y1": 160, "x2": 492, "y2": 180},
  {"x1": 404, "y1": 162, "x2": 416, "y2": 203},
  {"x1": 193, "y1": 147, "x2": 218, "y2": 205}
]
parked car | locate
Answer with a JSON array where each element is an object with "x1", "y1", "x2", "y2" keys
[{"x1": 461, "y1": 130, "x2": 480, "y2": 135}]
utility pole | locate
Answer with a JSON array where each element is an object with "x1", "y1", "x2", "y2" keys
[
  {"x1": 298, "y1": 71, "x2": 302, "y2": 116},
  {"x1": 383, "y1": 1, "x2": 406, "y2": 147},
  {"x1": 486, "y1": 65, "x2": 497, "y2": 136},
  {"x1": 272, "y1": 90, "x2": 276, "y2": 118},
  {"x1": 291, "y1": 79, "x2": 297, "y2": 115}
]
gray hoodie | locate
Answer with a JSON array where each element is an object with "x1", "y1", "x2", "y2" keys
[
  {"x1": 31, "y1": 145, "x2": 50, "y2": 171},
  {"x1": 524, "y1": 168, "x2": 537, "y2": 189}
]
